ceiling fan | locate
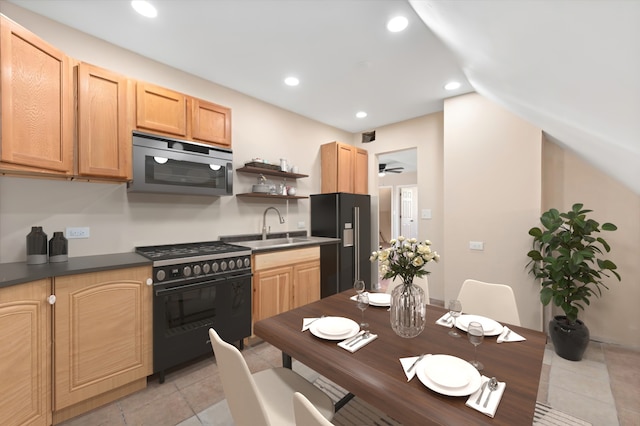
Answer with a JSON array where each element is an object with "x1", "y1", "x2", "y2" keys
[{"x1": 379, "y1": 163, "x2": 404, "y2": 174}]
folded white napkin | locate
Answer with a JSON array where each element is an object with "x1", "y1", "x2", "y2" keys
[
  {"x1": 436, "y1": 312, "x2": 453, "y2": 328},
  {"x1": 497, "y1": 326, "x2": 526, "y2": 343},
  {"x1": 400, "y1": 354, "x2": 431, "y2": 381},
  {"x1": 349, "y1": 291, "x2": 370, "y2": 301},
  {"x1": 466, "y1": 376, "x2": 506, "y2": 418},
  {"x1": 338, "y1": 331, "x2": 377, "y2": 352},
  {"x1": 302, "y1": 317, "x2": 322, "y2": 332}
]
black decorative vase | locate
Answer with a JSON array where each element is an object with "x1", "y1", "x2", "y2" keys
[
  {"x1": 49, "y1": 231, "x2": 68, "y2": 263},
  {"x1": 26, "y1": 226, "x2": 48, "y2": 264},
  {"x1": 549, "y1": 315, "x2": 590, "y2": 361}
]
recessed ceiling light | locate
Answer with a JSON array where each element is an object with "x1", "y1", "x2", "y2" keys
[
  {"x1": 284, "y1": 76, "x2": 299, "y2": 87},
  {"x1": 387, "y1": 16, "x2": 408, "y2": 33},
  {"x1": 444, "y1": 81, "x2": 461, "y2": 91},
  {"x1": 356, "y1": 111, "x2": 367, "y2": 118},
  {"x1": 131, "y1": 1, "x2": 157, "y2": 18}
]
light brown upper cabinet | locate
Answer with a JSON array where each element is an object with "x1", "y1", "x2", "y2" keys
[
  {"x1": 135, "y1": 82, "x2": 232, "y2": 150},
  {"x1": 77, "y1": 62, "x2": 133, "y2": 180},
  {"x1": 191, "y1": 98, "x2": 232, "y2": 148},
  {"x1": 321, "y1": 141, "x2": 368, "y2": 194},
  {"x1": 0, "y1": 15, "x2": 73, "y2": 176},
  {"x1": 135, "y1": 82, "x2": 187, "y2": 137}
]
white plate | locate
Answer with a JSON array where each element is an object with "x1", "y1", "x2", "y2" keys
[
  {"x1": 368, "y1": 292, "x2": 391, "y2": 307},
  {"x1": 455, "y1": 314, "x2": 504, "y2": 336},
  {"x1": 416, "y1": 354, "x2": 482, "y2": 396},
  {"x1": 309, "y1": 317, "x2": 360, "y2": 340}
]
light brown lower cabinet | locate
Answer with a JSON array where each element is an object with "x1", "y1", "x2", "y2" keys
[
  {"x1": 52, "y1": 266, "x2": 153, "y2": 423},
  {"x1": 0, "y1": 279, "x2": 52, "y2": 426},
  {"x1": 0, "y1": 266, "x2": 153, "y2": 425},
  {"x1": 252, "y1": 247, "x2": 320, "y2": 327}
]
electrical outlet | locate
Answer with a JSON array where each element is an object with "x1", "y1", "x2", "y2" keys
[
  {"x1": 66, "y1": 227, "x2": 90, "y2": 239},
  {"x1": 297, "y1": 221, "x2": 306, "y2": 229},
  {"x1": 469, "y1": 241, "x2": 484, "y2": 251}
]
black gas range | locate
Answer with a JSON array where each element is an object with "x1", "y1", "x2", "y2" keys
[{"x1": 136, "y1": 241, "x2": 253, "y2": 383}]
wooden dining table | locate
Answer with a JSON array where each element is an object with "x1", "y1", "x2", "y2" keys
[{"x1": 253, "y1": 290, "x2": 547, "y2": 426}]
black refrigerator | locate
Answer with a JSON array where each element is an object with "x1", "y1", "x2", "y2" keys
[{"x1": 310, "y1": 193, "x2": 372, "y2": 298}]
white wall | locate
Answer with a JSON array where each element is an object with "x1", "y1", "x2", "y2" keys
[
  {"x1": 0, "y1": 2, "x2": 351, "y2": 263},
  {"x1": 360, "y1": 113, "x2": 445, "y2": 301},
  {"x1": 443, "y1": 93, "x2": 543, "y2": 331},
  {"x1": 542, "y1": 138, "x2": 640, "y2": 347}
]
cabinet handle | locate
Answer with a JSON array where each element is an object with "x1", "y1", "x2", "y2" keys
[
  {"x1": 47, "y1": 295, "x2": 57, "y2": 305},
  {"x1": 146, "y1": 278, "x2": 153, "y2": 286}
]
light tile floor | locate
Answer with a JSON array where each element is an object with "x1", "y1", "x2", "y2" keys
[{"x1": 59, "y1": 337, "x2": 639, "y2": 426}]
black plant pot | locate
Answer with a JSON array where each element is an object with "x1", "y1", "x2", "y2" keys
[{"x1": 549, "y1": 315, "x2": 590, "y2": 361}]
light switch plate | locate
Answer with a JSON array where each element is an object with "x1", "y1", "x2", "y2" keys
[
  {"x1": 66, "y1": 227, "x2": 90, "y2": 239},
  {"x1": 469, "y1": 241, "x2": 484, "y2": 251},
  {"x1": 297, "y1": 221, "x2": 306, "y2": 229},
  {"x1": 421, "y1": 209, "x2": 432, "y2": 219}
]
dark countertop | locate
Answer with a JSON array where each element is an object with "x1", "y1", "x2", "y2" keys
[{"x1": 0, "y1": 253, "x2": 151, "y2": 289}]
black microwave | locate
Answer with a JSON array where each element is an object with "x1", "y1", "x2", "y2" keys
[{"x1": 128, "y1": 131, "x2": 233, "y2": 196}]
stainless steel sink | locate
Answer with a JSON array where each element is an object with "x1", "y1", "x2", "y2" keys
[{"x1": 239, "y1": 237, "x2": 314, "y2": 250}]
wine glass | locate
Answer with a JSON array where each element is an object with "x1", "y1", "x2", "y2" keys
[
  {"x1": 467, "y1": 321, "x2": 484, "y2": 370},
  {"x1": 353, "y1": 279, "x2": 365, "y2": 295},
  {"x1": 356, "y1": 292, "x2": 369, "y2": 330},
  {"x1": 448, "y1": 299, "x2": 462, "y2": 338}
]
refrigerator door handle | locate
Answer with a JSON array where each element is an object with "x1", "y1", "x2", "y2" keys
[{"x1": 354, "y1": 206, "x2": 360, "y2": 281}]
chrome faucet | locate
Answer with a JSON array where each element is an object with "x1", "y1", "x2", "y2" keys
[{"x1": 262, "y1": 207, "x2": 285, "y2": 240}]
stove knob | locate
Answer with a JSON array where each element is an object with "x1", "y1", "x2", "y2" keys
[
  {"x1": 202, "y1": 263, "x2": 211, "y2": 274},
  {"x1": 193, "y1": 264, "x2": 202, "y2": 275},
  {"x1": 220, "y1": 261, "x2": 228, "y2": 271},
  {"x1": 229, "y1": 259, "x2": 236, "y2": 269},
  {"x1": 211, "y1": 262, "x2": 219, "y2": 273},
  {"x1": 244, "y1": 258, "x2": 251, "y2": 268},
  {"x1": 183, "y1": 266, "x2": 192, "y2": 277},
  {"x1": 156, "y1": 270, "x2": 166, "y2": 281}
]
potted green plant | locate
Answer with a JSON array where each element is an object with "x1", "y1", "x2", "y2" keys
[{"x1": 526, "y1": 203, "x2": 620, "y2": 361}]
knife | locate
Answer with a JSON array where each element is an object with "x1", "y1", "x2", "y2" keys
[
  {"x1": 348, "y1": 331, "x2": 370, "y2": 347},
  {"x1": 407, "y1": 353, "x2": 425, "y2": 373},
  {"x1": 343, "y1": 330, "x2": 365, "y2": 346},
  {"x1": 475, "y1": 380, "x2": 488, "y2": 404}
]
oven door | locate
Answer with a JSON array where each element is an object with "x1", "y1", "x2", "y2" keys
[{"x1": 152, "y1": 273, "x2": 252, "y2": 375}]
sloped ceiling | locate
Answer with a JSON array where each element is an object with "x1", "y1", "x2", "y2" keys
[
  {"x1": 410, "y1": 0, "x2": 640, "y2": 195},
  {"x1": 4, "y1": 0, "x2": 639, "y2": 194}
]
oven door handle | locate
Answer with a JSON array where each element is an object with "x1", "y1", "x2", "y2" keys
[
  {"x1": 154, "y1": 272, "x2": 253, "y2": 296},
  {"x1": 155, "y1": 277, "x2": 226, "y2": 296}
]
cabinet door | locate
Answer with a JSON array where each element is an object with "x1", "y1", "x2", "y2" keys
[
  {"x1": 0, "y1": 16, "x2": 73, "y2": 174},
  {"x1": 53, "y1": 266, "x2": 152, "y2": 410},
  {"x1": 77, "y1": 62, "x2": 133, "y2": 179},
  {"x1": 136, "y1": 82, "x2": 187, "y2": 136},
  {"x1": 353, "y1": 147, "x2": 368, "y2": 194},
  {"x1": 191, "y1": 98, "x2": 232, "y2": 148},
  {"x1": 0, "y1": 279, "x2": 51, "y2": 426},
  {"x1": 336, "y1": 143, "x2": 355, "y2": 193},
  {"x1": 253, "y1": 266, "x2": 292, "y2": 323},
  {"x1": 292, "y1": 260, "x2": 321, "y2": 309}
]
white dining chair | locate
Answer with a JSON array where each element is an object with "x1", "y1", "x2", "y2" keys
[
  {"x1": 456, "y1": 279, "x2": 521, "y2": 326},
  {"x1": 385, "y1": 275, "x2": 430, "y2": 303},
  {"x1": 293, "y1": 392, "x2": 334, "y2": 426},
  {"x1": 208, "y1": 328, "x2": 334, "y2": 426}
]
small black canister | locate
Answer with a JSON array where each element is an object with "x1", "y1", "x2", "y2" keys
[
  {"x1": 49, "y1": 232, "x2": 68, "y2": 263},
  {"x1": 26, "y1": 226, "x2": 48, "y2": 264}
]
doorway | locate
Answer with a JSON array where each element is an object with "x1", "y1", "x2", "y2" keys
[{"x1": 377, "y1": 148, "x2": 417, "y2": 247}]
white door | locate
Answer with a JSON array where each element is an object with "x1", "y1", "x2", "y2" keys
[{"x1": 399, "y1": 186, "x2": 418, "y2": 239}]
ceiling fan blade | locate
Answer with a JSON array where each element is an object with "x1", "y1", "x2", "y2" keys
[{"x1": 386, "y1": 167, "x2": 404, "y2": 172}]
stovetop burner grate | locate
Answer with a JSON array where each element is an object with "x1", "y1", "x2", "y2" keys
[{"x1": 136, "y1": 241, "x2": 250, "y2": 261}]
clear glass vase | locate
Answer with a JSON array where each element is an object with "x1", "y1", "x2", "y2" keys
[{"x1": 390, "y1": 280, "x2": 426, "y2": 338}]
